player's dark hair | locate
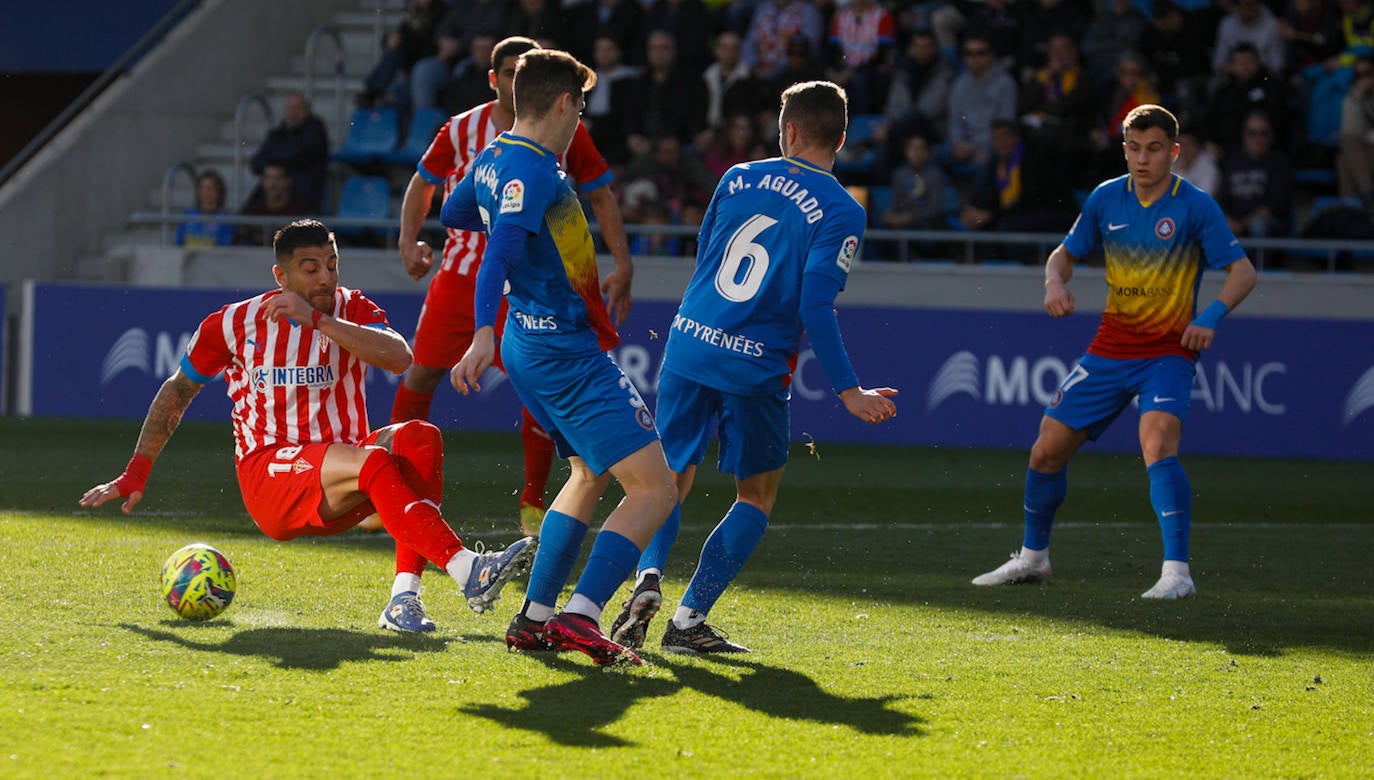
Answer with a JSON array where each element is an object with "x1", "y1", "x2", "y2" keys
[
  {"x1": 779, "y1": 80, "x2": 847, "y2": 151},
  {"x1": 273, "y1": 219, "x2": 335, "y2": 262},
  {"x1": 196, "y1": 171, "x2": 226, "y2": 210},
  {"x1": 1122, "y1": 104, "x2": 1179, "y2": 142},
  {"x1": 513, "y1": 49, "x2": 596, "y2": 120},
  {"x1": 492, "y1": 35, "x2": 538, "y2": 71}
]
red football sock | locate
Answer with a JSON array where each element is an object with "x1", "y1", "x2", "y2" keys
[
  {"x1": 390, "y1": 383, "x2": 435, "y2": 424},
  {"x1": 519, "y1": 407, "x2": 555, "y2": 510},
  {"x1": 358, "y1": 449, "x2": 463, "y2": 570}
]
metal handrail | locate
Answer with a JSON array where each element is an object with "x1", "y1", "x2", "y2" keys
[
  {"x1": 232, "y1": 93, "x2": 273, "y2": 208},
  {"x1": 123, "y1": 211, "x2": 1374, "y2": 272},
  {"x1": 304, "y1": 25, "x2": 346, "y2": 144},
  {"x1": 159, "y1": 162, "x2": 198, "y2": 245},
  {"x1": 0, "y1": 0, "x2": 202, "y2": 190}
]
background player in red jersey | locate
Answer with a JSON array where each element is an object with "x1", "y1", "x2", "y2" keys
[
  {"x1": 389, "y1": 36, "x2": 635, "y2": 536},
  {"x1": 80, "y1": 219, "x2": 535, "y2": 633}
]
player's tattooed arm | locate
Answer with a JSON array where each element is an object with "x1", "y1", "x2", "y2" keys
[
  {"x1": 133, "y1": 370, "x2": 204, "y2": 460},
  {"x1": 80, "y1": 370, "x2": 202, "y2": 513}
]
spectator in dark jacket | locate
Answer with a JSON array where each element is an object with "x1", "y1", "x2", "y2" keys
[
  {"x1": 1218, "y1": 111, "x2": 1295, "y2": 238},
  {"x1": 250, "y1": 92, "x2": 329, "y2": 213}
]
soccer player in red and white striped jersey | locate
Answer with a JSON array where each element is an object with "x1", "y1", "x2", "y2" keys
[
  {"x1": 81, "y1": 220, "x2": 535, "y2": 633},
  {"x1": 389, "y1": 36, "x2": 635, "y2": 536}
]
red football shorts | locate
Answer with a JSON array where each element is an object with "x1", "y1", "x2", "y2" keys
[
  {"x1": 236, "y1": 443, "x2": 375, "y2": 540},
  {"x1": 412, "y1": 267, "x2": 476, "y2": 370},
  {"x1": 411, "y1": 265, "x2": 511, "y2": 370}
]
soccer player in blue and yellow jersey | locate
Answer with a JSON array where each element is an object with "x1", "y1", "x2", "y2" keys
[
  {"x1": 973, "y1": 104, "x2": 1258, "y2": 599},
  {"x1": 607, "y1": 81, "x2": 900, "y2": 653},
  {"x1": 441, "y1": 49, "x2": 676, "y2": 666}
]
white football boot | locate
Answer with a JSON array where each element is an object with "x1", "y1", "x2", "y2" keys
[
  {"x1": 971, "y1": 548, "x2": 1052, "y2": 586},
  {"x1": 1141, "y1": 560, "x2": 1196, "y2": 600}
]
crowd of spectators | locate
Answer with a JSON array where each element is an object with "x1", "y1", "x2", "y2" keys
[{"x1": 188, "y1": 0, "x2": 1374, "y2": 264}]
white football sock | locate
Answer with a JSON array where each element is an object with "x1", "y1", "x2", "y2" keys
[
  {"x1": 563, "y1": 593, "x2": 602, "y2": 622},
  {"x1": 673, "y1": 606, "x2": 706, "y2": 630},
  {"x1": 445, "y1": 548, "x2": 478, "y2": 585},
  {"x1": 1162, "y1": 560, "x2": 1191, "y2": 578},
  {"x1": 391, "y1": 572, "x2": 422, "y2": 597},
  {"x1": 524, "y1": 600, "x2": 556, "y2": 622},
  {"x1": 1020, "y1": 546, "x2": 1050, "y2": 567}
]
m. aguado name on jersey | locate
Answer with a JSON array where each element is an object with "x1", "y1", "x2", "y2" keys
[{"x1": 727, "y1": 171, "x2": 825, "y2": 223}]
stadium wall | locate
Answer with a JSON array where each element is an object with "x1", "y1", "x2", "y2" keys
[
  {"x1": 0, "y1": 0, "x2": 352, "y2": 294},
  {"x1": 17, "y1": 265, "x2": 1374, "y2": 459}
]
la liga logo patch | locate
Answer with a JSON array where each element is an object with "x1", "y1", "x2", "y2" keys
[{"x1": 500, "y1": 179, "x2": 525, "y2": 214}]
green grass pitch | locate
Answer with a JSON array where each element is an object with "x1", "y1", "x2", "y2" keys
[{"x1": 1, "y1": 418, "x2": 1371, "y2": 778}]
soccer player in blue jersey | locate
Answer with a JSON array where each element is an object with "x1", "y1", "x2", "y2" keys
[
  {"x1": 607, "y1": 80, "x2": 900, "y2": 654},
  {"x1": 972, "y1": 104, "x2": 1258, "y2": 599},
  {"x1": 441, "y1": 48, "x2": 677, "y2": 666}
]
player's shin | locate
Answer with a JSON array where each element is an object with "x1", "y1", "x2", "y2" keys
[
  {"x1": 1147, "y1": 456, "x2": 1192, "y2": 561},
  {"x1": 678, "y1": 501, "x2": 768, "y2": 626},
  {"x1": 358, "y1": 449, "x2": 464, "y2": 569},
  {"x1": 1022, "y1": 468, "x2": 1067, "y2": 554},
  {"x1": 521, "y1": 510, "x2": 588, "y2": 621},
  {"x1": 564, "y1": 530, "x2": 641, "y2": 622}
]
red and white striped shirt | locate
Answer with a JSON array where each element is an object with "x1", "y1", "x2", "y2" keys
[
  {"x1": 181, "y1": 287, "x2": 391, "y2": 462},
  {"x1": 418, "y1": 101, "x2": 613, "y2": 277}
]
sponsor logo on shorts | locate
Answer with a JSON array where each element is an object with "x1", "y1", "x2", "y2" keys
[
  {"x1": 292, "y1": 458, "x2": 313, "y2": 474},
  {"x1": 636, "y1": 406, "x2": 655, "y2": 430}
]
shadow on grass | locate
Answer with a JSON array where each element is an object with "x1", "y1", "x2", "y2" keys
[
  {"x1": 458, "y1": 652, "x2": 923, "y2": 747},
  {"x1": 121, "y1": 623, "x2": 449, "y2": 670}
]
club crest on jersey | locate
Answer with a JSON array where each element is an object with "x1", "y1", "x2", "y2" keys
[
  {"x1": 500, "y1": 179, "x2": 525, "y2": 214},
  {"x1": 1155, "y1": 217, "x2": 1176, "y2": 239},
  {"x1": 836, "y1": 235, "x2": 859, "y2": 272},
  {"x1": 636, "y1": 406, "x2": 655, "y2": 430}
]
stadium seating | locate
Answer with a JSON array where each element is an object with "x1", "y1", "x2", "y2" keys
[
  {"x1": 333, "y1": 107, "x2": 400, "y2": 165},
  {"x1": 333, "y1": 175, "x2": 391, "y2": 242},
  {"x1": 385, "y1": 107, "x2": 448, "y2": 167},
  {"x1": 835, "y1": 114, "x2": 886, "y2": 178}
]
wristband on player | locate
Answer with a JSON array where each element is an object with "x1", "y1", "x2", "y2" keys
[
  {"x1": 311, "y1": 308, "x2": 323, "y2": 328},
  {"x1": 1191, "y1": 300, "x2": 1230, "y2": 331},
  {"x1": 112, "y1": 453, "x2": 153, "y2": 498}
]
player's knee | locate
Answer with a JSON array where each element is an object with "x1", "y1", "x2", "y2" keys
[
  {"x1": 404, "y1": 365, "x2": 446, "y2": 394},
  {"x1": 1028, "y1": 440, "x2": 1070, "y2": 473}
]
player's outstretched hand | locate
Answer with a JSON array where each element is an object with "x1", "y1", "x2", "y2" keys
[
  {"x1": 451, "y1": 327, "x2": 496, "y2": 395},
  {"x1": 1180, "y1": 323, "x2": 1216, "y2": 352},
  {"x1": 840, "y1": 386, "x2": 899, "y2": 425},
  {"x1": 401, "y1": 240, "x2": 435, "y2": 281},
  {"x1": 601, "y1": 266, "x2": 633, "y2": 325},
  {"x1": 1044, "y1": 278, "x2": 1074, "y2": 317},
  {"x1": 79, "y1": 481, "x2": 144, "y2": 514}
]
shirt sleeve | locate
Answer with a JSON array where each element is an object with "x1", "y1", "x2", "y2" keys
[
  {"x1": 1194, "y1": 190, "x2": 1248, "y2": 270},
  {"x1": 417, "y1": 119, "x2": 457, "y2": 185},
  {"x1": 440, "y1": 169, "x2": 485, "y2": 232},
  {"x1": 564, "y1": 122, "x2": 613, "y2": 194},
  {"x1": 803, "y1": 201, "x2": 865, "y2": 288},
  {"x1": 493, "y1": 166, "x2": 557, "y2": 236},
  {"x1": 1062, "y1": 186, "x2": 1102, "y2": 259},
  {"x1": 180, "y1": 308, "x2": 232, "y2": 384},
  {"x1": 344, "y1": 290, "x2": 391, "y2": 329}
]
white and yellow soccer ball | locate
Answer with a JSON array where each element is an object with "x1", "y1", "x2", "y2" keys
[{"x1": 159, "y1": 544, "x2": 237, "y2": 620}]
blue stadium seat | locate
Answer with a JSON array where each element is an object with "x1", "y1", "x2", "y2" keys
[
  {"x1": 385, "y1": 107, "x2": 447, "y2": 166},
  {"x1": 333, "y1": 107, "x2": 400, "y2": 165},
  {"x1": 835, "y1": 114, "x2": 886, "y2": 178},
  {"x1": 333, "y1": 176, "x2": 391, "y2": 239},
  {"x1": 867, "y1": 185, "x2": 893, "y2": 225}
]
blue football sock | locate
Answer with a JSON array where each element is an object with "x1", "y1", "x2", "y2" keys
[
  {"x1": 1022, "y1": 467, "x2": 1067, "y2": 550},
  {"x1": 570, "y1": 530, "x2": 642, "y2": 611},
  {"x1": 637, "y1": 502, "x2": 681, "y2": 573},
  {"x1": 681, "y1": 501, "x2": 768, "y2": 615},
  {"x1": 523, "y1": 510, "x2": 588, "y2": 608},
  {"x1": 1147, "y1": 456, "x2": 1192, "y2": 562}
]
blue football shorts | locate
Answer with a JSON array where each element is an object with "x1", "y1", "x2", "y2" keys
[
  {"x1": 501, "y1": 345, "x2": 659, "y2": 476},
  {"x1": 1046, "y1": 353, "x2": 1196, "y2": 440},
  {"x1": 656, "y1": 369, "x2": 789, "y2": 479}
]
